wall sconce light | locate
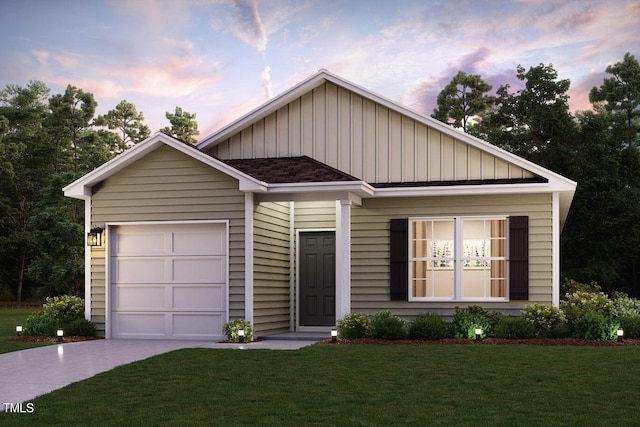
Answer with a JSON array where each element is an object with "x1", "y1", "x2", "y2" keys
[
  {"x1": 238, "y1": 328, "x2": 245, "y2": 343},
  {"x1": 474, "y1": 327, "x2": 483, "y2": 341},
  {"x1": 617, "y1": 328, "x2": 624, "y2": 343},
  {"x1": 87, "y1": 226, "x2": 104, "y2": 247},
  {"x1": 16, "y1": 325, "x2": 22, "y2": 336},
  {"x1": 57, "y1": 328, "x2": 64, "y2": 343},
  {"x1": 331, "y1": 327, "x2": 338, "y2": 343}
]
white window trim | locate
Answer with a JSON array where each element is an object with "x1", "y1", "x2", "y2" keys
[{"x1": 408, "y1": 216, "x2": 510, "y2": 302}]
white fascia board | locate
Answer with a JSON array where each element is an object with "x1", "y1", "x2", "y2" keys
[
  {"x1": 266, "y1": 181, "x2": 374, "y2": 198},
  {"x1": 63, "y1": 132, "x2": 266, "y2": 199}
]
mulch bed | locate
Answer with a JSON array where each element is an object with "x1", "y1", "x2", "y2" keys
[
  {"x1": 318, "y1": 337, "x2": 640, "y2": 346},
  {"x1": 10, "y1": 336, "x2": 103, "y2": 343}
]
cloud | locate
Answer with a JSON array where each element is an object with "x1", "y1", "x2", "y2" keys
[
  {"x1": 260, "y1": 65, "x2": 273, "y2": 100},
  {"x1": 227, "y1": 0, "x2": 268, "y2": 53}
]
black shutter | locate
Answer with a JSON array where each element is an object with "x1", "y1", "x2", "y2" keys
[
  {"x1": 509, "y1": 216, "x2": 529, "y2": 300},
  {"x1": 390, "y1": 219, "x2": 409, "y2": 301}
]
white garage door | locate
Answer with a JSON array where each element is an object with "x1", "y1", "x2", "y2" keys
[{"x1": 110, "y1": 222, "x2": 227, "y2": 340}]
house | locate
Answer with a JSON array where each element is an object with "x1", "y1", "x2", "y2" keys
[{"x1": 63, "y1": 70, "x2": 576, "y2": 340}]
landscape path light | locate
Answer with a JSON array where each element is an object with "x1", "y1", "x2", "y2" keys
[
  {"x1": 238, "y1": 328, "x2": 245, "y2": 343},
  {"x1": 474, "y1": 327, "x2": 482, "y2": 341},
  {"x1": 331, "y1": 327, "x2": 338, "y2": 344},
  {"x1": 617, "y1": 328, "x2": 624, "y2": 343},
  {"x1": 16, "y1": 325, "x2": 22, "y2": 336},
  {"x1": 57, "y1": 328, "x2": 64, "y2": 343}
]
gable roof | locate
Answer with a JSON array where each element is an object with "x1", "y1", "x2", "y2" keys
[
  {"x1": 196, "y1": 69, "x2": 576, "y2": 224},
  {"x1": 63, "y1": 132, "x2": 268, "y2": 199}
]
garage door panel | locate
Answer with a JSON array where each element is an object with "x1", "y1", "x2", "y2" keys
[
  {"x1": 173, "y1": 285, "x2": 225, "y2": 310},
  {"x1": 173, "y1": 230, "x2": 226, "y2": 255},
  {"x1": 172, "y1": 257, "x2": 226, "y2": 283},
  {"x1": 116, "y1": 258, "x2": 166, "y2": 283},
  {"x1": 173, "y1": 314, "x2": 224, "y2": 337},
  {"x1": 116, "y1": 232, "x2": 167, "y2": 256},
  {"x1": 115, "y1": 313, "x2": 166, "y2": 336},
  {"x1": 115, "y1": 285, "x2": 166, "y2": 310}
]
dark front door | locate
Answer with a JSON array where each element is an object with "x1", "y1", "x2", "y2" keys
[{"x1": 299, "y1": 231, "x2": 336, "y2": 326}]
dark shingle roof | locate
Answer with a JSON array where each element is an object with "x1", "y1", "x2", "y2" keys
[{"x1": 220, "y1": 156, "x2": 360, "y2": 184}]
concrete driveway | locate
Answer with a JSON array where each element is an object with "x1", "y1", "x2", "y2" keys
[{"x1": 0, "y1": 338, "x2": 317, "y2": 408}]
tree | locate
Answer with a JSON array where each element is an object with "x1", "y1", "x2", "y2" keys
[
  {"x1": 0, "y1": 81, "x2": 52, "y2": 306},
  {"x1": 95, "y1": 100, "x2": 150, "y2": 153},
  {"x1": 48, "y1": 85, "x2": 97, "y2": 172},
  {"x1": 432, "y1": 71, "x2": 493, "y2": 132},
  {"x1": 160, "y1": 106, "x2": 199, "y2": 144},
  {"x1": 476, "y1": 64, "x2": 576, "y2": 175},
  {"x1": 589, "y1": 52, "x2": 640, "y2": 147}
]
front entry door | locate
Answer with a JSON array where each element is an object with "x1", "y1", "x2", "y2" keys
[{"x1": 299, "y1": 231, "x2": 336, "y2": 327}]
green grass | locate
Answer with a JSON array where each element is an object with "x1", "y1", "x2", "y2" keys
[
  {"x1": 3, "y1": 344, "x2": 640, "y2": 426},
  {"x1": 0, "y1": 308, "x2": 53, "y2": 354}
]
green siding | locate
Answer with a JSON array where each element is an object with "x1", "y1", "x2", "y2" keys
[
  {"x1": 350, "y1": 193, "x2": 553, "y2": 318},
  {"x1": 253, "y1": 201, "x2": 291, "y2": 336}
]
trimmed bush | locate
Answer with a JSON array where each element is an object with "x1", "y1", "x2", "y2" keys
[
  {"x1": 62, "y1": 318, "x2": 97, "y2": 337},
  {"x1": 409, "y1": 313, "x2": 448, "y2": 340},
  {"x1": 336, "y1": 313, "x2": 369, "y2": 339},
  {"x1": 573, "y1": 312, "x2": 619, "y2": 341},
  {"x1": 369, "y1": 310, "x2": 408, "y2": 340},
  {"x1": 522, "y1": 303, "x2": 567, "y2": 337},
  {"x1": 618, "y1": 315, "x2": 640, "y2": 339},
  {"x1": 494, "y1": 316, "x2": 535, "y2": 339},
  {"x1": 23, "y1": 312, "x2": 58, "y2": 337},
  {"x1": 449, "y1": 306, "x2": 492, "y2": 339},
  {"x1": 223, "y1": 319, "x2": 252, "y2": 342},
  {"x1": 43, "y1": 295, "x2": 85, "y2": 325},
  {"x1": 561, "y1": 278, "x2": 602, "y2": 296},
  {"x1": 611, "y1": 293, "x2": 640, "y2": 318},
  {"x1": 561, "y1": 291, "x2": 613, "y2": 328}
]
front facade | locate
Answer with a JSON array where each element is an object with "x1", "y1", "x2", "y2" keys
[{"x1": 64, "y1": 70, "x2": 576, "y2": 340}]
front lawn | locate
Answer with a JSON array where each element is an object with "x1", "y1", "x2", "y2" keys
[
  {"x1": 3, "y1": 344, "x2": 640, "y2": 426},
  {"x1": 0, "y1": 308, "x2": 54, "y2": 354}
]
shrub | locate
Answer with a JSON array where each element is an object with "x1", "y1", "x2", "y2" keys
[
  {"x1": 494, "y1": 316, "x2": 535, "y2": 339},
  {"x1": 336, "y1": 313, "x2": 369, "y2": 339},
  {"x1": 618, "y1": 315, "x2": 640, "y2": 339},
  {"x1": 611, "y1": 293, "x2": 640, "y2": 319},
  {"x1": 573, "y1": 312, "x2": 619, "y2": 341},
  {"x1": 23, "y1": 312, "x2": 58, "y2": 337},
  {"x1": 368, "y1": 310, "x2": 409, "y2": 340},
  {"x1": 409, "y1": 313, "x2": 448, "y2": 340},
  {"x1": 62, "y1": 318, "x2": 97, "y2": 337},
  {"x1": 561, "y1": 291, "x2": 613, "y2": 328},
  {"x1": 522, "y1": 303, "x2": 567, "y2": 337},
  {"x1": 561, "y1": 278, "x2": 601, "y2": 296},
  {"x1": 449, "y1": 306, "x2": 492, "y2": 339},
  {"x1": 223, "y1": 319, "x2": 252, "y2": 342},
  {"x1": 42, "y1": 295, "x2": 85, "y2": 325}
]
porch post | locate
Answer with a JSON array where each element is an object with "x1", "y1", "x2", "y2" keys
[
  {"x1": 335, "y1": 199, "x2": 352, "y2": 320},
  {"x1": 244, "y1": 193, "x2": 254, "y2": 325}
]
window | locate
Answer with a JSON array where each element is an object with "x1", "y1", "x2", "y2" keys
[{"x1": 409, "y1": 217, "x2": 507, "y2": 301}]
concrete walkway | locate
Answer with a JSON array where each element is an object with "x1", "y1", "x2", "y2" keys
[{"x1": 0, "y1": 338, "x2": 319, "y2": 408}]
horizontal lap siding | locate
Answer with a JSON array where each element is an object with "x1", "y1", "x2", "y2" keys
[
  {"x1": 350, "y1": 193, "x2": 553, "y2": 318},
  {"x1": 209, "y1": 82, "x2": 535, "y2": 183},
  {"x1": 90, "y1": 145, "x2": 246, "y2": 336},
  {"x1": 253, "y1": 202, "x2": 291, "y2": 336}
]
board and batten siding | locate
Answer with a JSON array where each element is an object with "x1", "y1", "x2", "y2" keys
[
  {"x1": 350, "y1": 193, "x2": 553, "y2": 318},
  {"x1": 253, "y1": 201, "x2": 291, "y2": 336},
  {"x1": 209, "y1": 81, "x2": 535, "y2": 184},
  {"x1": 90, "y1": 145, "x2": 246, "y2": 336}
]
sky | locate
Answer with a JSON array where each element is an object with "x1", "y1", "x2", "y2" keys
[{"x1": 1, "y1": 0, "x2": 638, "y2": 138}]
